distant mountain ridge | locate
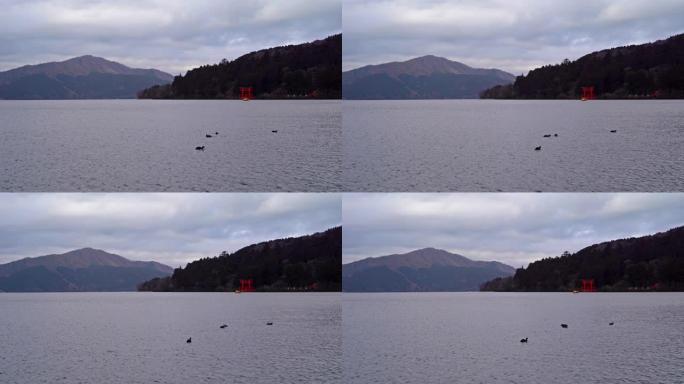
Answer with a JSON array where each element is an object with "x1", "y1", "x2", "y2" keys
[
  {"x1": 0, "y1": 55, "x2": 173, "y2": 99},
  {"x1": 138, "y1": 34, "x2": 341, "y2": 99},
  {"x1": 481, "y1": 33, "x2": 684, "y2": 99},
  {"x1": 343, "y1": 55, "x2": 514, "y2": 99},
  {"x1": 0, "y1": 248, "x2": 173, "y2": 292},
  {"x1": 343, "y1": 247, "x2": 515, "y2": 292},
  {"x1": 481, "y1": 226, "x2": 684, "y2": 292}
]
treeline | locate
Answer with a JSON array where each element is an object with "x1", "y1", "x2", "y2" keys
[
  {"x1": 138, "y1": 34, "x2": 341, "y2": 99},
  {"x1": 481, "y1": 33, "x2": 684, "y2": 99},
  {"x1": 481, "y1": 226, "x2": 684, "y2": 292},
  {"x1": 138, "y1": 227, "x2": 341, "y2": 292}
]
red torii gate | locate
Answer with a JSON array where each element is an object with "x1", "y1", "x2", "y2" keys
[
  {"x1": 239, "y1": 279, "x2": 255, "y2": 292},
  {"x1": 239, "y1": 87, "x2": 253, "y2": 101},
  {"x1": 581, "y1": 86, "x2": 595, "y2": 101},
  {"x1": 581, "y1": 279, "x2": 596, "y2": 292}
]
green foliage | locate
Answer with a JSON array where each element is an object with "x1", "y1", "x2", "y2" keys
[
  {"x1": 481, "y1": 33, "x2": 684, "y2": 99},
  {"x1": 481, "y1": 226, "x2": 684, "y2": 292},
  {"x1": 138, "y1": 35, "x2": 341, "y2": 99},
  {"x1": 138, "y1": 227, "x2": 341, "y2": 292}
]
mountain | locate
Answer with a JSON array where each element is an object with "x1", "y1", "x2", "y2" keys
[
  {"x1": 481, "y1": 33, "x2": 684, "y2": 99},
  {"x1": 343, "y1": 247, "x2": 515, "y2": 292},
  {"x1": 481, "y1": 226, "x2": 684, "y2": 292},
  {"x1": 0, "y1": 55, "x2": 173, "y2": 99},
  {"x1": 343, "y1": 55, "x2": 515, "y2": 99},
  {"x1": 138, "y1": 34, "x2": 341, "y2": 99},
  {"x1": 0, "y1": 248, "x2": 173, "y2": 292},
  {"x1": 138, "y1": 227, "x2": 342, "y2": 292}
]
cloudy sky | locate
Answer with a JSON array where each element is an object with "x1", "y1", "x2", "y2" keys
[
  {"x1": 0, "y1": 193, "x2": 341, "y2": 268},
  {"x1": 343, "y1": 0, "x2": 684, "y2": 73},
  {"x1": 0, "y1": 0, "x2": 341, "y2": 74},
  {"x1": 343, "y1": 193, "x2": 684, "y2": 267}
]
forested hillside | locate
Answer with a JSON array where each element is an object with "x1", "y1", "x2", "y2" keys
[
  {"x1": 138, "y1": 34, "x2": 341, "y2": 99},
  {"x1": 138, "y1": 227, "x2": 341, "y2": 292},
  {"x1": 481, "y1": 33, "x2": 684, "y2": 99},
  {"x1": 481, "y1": 226, "x2": 684, "y2": 292}
]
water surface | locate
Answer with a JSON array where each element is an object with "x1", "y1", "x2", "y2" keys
[
  {"x1": 0, "y1": 100, "x2": 341, "y2": 191},
  {"x1": 344, "y1": 292, "x2": 684, "y2": 383},
  {"x1": 343, "y1": 100, "x2": 684, "y2": 191},
  {"x1": 0, "y1": 293, "x2": 341, "y2": 384}
]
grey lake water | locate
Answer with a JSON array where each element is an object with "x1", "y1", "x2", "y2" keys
[
  {"x1": 0, "y1": 293, "x2": 341, "y2": 384},
  {"x1": 344, "y1": 293, "x2": 684, "y2": 384},
  {"x1": 0, "y1": 100, "x2": 341, "y2": 192},
  {"x1": 343, "y1": 100, "x2": 684, "y2": 191}
]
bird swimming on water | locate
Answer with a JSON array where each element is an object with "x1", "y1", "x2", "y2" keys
[
  {"x1": 206, "y1": 134, "x2": 213, "y2": 138},
  {"x1": 609, "y1": 322, "x2": 614, "y2": 326},
  {"x1": 266, "y1": 322, "x2": 274, "y2": 326},
  {"x1": 561, "y1": 324, "x2": 568, "y2": 328},
  {"x1": 543, "y1": 134, "x2": 551, "y2": 138},
  {"x1": 520, "y1": 337, "x2": 528, "y2": 343},
  {"x1": 610, "y1": 130, "x2": 617, "y2": 133},
  {"x1": 186, "y1": 337, "x2": 192, "y2": 343},
  {"x1": 271, "y1": 130, "x2": 278, "y2": 133},
  {"x1": 220, "y1": 324, "x2": 228, "y2": 329},
  {"x1": 534, "y1": 146, "x2": 542, "y2": 151},
  {"x1": 195, "y1": 146, "x2": 205, "y2": 151}
]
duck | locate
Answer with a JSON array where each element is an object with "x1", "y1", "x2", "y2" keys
[
  {"x1": 543, "y1": 134, "x2": 551, "y2": 138},
  {"x1": 534, "y1": 146, "x2": 542, "y2": 151},
  {"x1": 266, "y1": 322, "x2": 274, "y2": 326},
  {"x1": 520, "y1": 337, "x2": 528, "y2": 343},
  {"x1": 609, "y1": 322, "x2": 614, "y2": 326},
  {"x1": 271, "y1": 130, "x2": 278, "y2": 133},
  {"x1": 561, "y1": 324, "x2": 568, "y2": 328},
  {"x1": 206, "y1": 134, "x2": 213, "y2": 138},
  {"x1": 215, "y1": 132, "x2": 219, "y2": 135},
  {"x1": 195, "y1": 146, "x2": 205, "y2": 151},
  {"x1": 610, "y1": 130, "x2": 617, "y2": 133},
  {"x1": 554, "y1": 134, "x2": 558, "y2": 137},
  {"x1": 220, "y1": 324, "x2": 228, "y2": 329},
  {"x1": 186, "y1": 337, "x2": 192, "y2": 343}
]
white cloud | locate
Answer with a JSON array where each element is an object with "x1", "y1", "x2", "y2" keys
[
  {"x1": 343, "y1": 0, "x2": 684, "y2": 73},
  {"x1": 0, "y1": 193, "x2": 341, "y2": 267},
  {"x1": 0, "y1": 0, "x2": 341, "y2": 73},
  {"x1": 342, "y1": 193, "x2": 684, "y2": 266}
]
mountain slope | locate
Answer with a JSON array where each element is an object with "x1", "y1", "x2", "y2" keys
[
  {"x1": 343, "y1": 55, "x2": 514, "y2": 99},
  {"x1": 343, "y1": 248, "x2": 515, "y2": 292},
  {"x1": 481, "y1": 33, "x2": 684, "y2": 99},
  {"x1": 481, "y1": 226, "x2": 684, "y2": 292},
  {"x1": 0, "y1": 55, "x2": 173, "y2": 99},
  {"x1": 138, "y1": 227, "x2": 342, "y2": 292},
  {"x1": 138, "y1": 34, "x2": 341, "y2": 99},
  {"x1": 0, "y1": 248, "x2": 173, "y2": 292}
]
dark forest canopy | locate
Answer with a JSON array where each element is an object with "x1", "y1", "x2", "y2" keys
[
  {"x1": 481, "y1": 33, "x2": 684, "y2": 99},
  {"x1": 138, "y1": 34, "x2": 341, "y2": 99},
  {"x1": 138, "y1": 227, "x2": 341, "y2": 292},
  {"x1": 480, "y1": 226, "x2": 684, "y2": 292}
]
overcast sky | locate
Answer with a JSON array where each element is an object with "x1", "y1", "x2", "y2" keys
[
  {"x1": 343, "y1": 193, "x2": 684, "y2": 268},
  {"x1": 0, "y1": 0, "x2": 341, "y2": 74},
  {"x1": 0, "y1": 193, "x2": 341, "y2": 268},
  {"x1": 343, "y1": 0, "x2": 684, "y2": 73}
]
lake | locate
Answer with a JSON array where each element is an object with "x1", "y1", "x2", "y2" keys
[
  {"x1": 343, "y1": 292, "x2": 684, "y2": 384},
  {"x1": 343, "y1": 100, "x2": 684, "y2": 191},
  {"x1": 0, "y1": 293, "x2": 341, "y2": 384},
  {"x1": 0, "y1": 100, "x2": 341, "y2": 192}
]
